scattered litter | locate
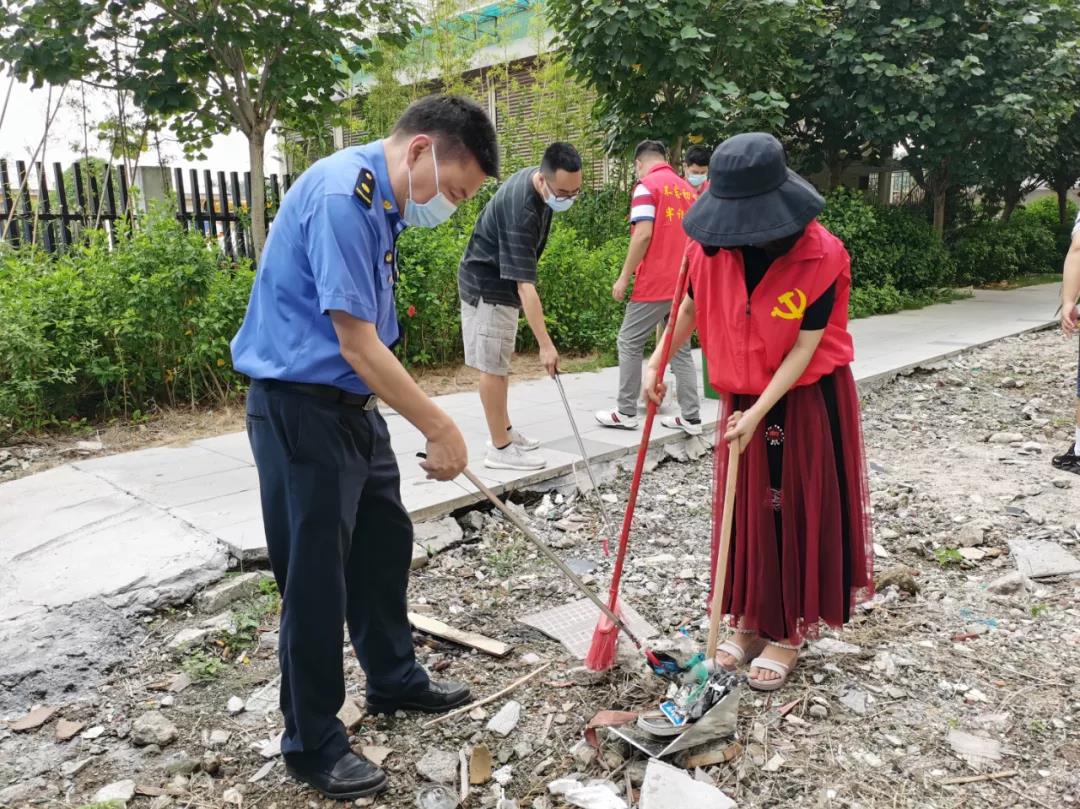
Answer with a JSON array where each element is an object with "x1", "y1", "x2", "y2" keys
[
  {"x1": 54, "y1": 718, "x2": 84, "y2": 742},
  {"x1": 807, "y1": 638, "x2": 861, "y2": 657},
  {"x1": 222, "y1": 787, "x2": 244, "y2": 805},
  {"x1": 410, "y1": 612, "x2": 512, "y2": 658},
  {"x1": 639, "y1": 758, "x2": 735, "y2": 809},
  {"x1": 248, "y1": 760, "x2": 275, "y2": 783},
  {"x1": 227, "y1": 695, "x2": 245, "y2": 715},
  {"x1": 493, "y1": 765, "x2": 513, "y2": 786},
  {"x1": 7, "y1": 705, "x2": 57, "y2": 732},
  {"x1": 548, "y1": 777, "x2": 626, "y2": 809},
  {"x1": 947, "y1": 729, "x2": 1003, "y2": 770},
  {"x1": 252, "y1": 731, "x2": 283, "y2": 759},
  {"x1": 469, "y1": 744, "x2": 492, "y2": 785},
  {"x1": 683, "y1": 742, "x2": 742, "y2": 768},
  {"x1": 519, "y1": 598, "x2": 658, "y2": 659},
  {"x1": 584, "y1": 710, "x2": 638, "y2": 747},
  {"x1": 80, "y1": 725, "x2": 105, "y2": 740},
  {"x1": 416, "y1": 785, "x2": 459, "y2": 809}
]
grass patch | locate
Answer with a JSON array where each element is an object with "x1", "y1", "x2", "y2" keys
[
  {"x1": 934, "y1": 546, "x2": 963, "y2": 567},
  {"x1": 981, "y1": 273, "x2": 1061, "y2": 290},
  {"x1": 181, "y1": 649, "x2": 226, "y2": 681}
]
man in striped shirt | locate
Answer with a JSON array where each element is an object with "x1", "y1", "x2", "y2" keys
[
  {"x1": 458, "y1": 142, "x2": 583, "y2": 471},
  {"x1": 596, "y1": 140, "x2": 702, "y2": 435}
]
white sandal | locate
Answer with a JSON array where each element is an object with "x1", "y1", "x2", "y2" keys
[
  {"x1": 747, "y1": 641, "x2": 802, "y2": 691},
  {"x1": 715, "y1": 630, "x2": 766, "y2": 672}
]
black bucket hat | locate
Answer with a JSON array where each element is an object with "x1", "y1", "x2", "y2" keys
[{"x1": 682, "y1": 133, "x2": 825, "y2": 247}]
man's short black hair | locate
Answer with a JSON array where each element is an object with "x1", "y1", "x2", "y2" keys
[
  {"x1": 393, "y1": 94, "x2": 500, "y2": 179},
  {"x1": 541, "y1": 142, "x2": 582, "y2": 174},
  {"x1": 684, "y1": 145, "x2": 712, "y2": 167},
  {"x1": 634, "y1": 139, "x2": 668, "y2": 161}
]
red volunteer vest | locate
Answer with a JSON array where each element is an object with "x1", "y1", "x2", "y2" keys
[
  {"x1": 688, "y1": 220, "x2": 854, "y2": 396},
  {"x1": 632, "y1": 163, "x2": 695, "y2": 302}
]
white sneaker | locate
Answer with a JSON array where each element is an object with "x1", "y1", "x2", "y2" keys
[
  {"x1": 594, "y1": 410, "x2": 640, "y2": 430},
  {"x1": 484, "y1": 442, "x2": 547, "y2": 471},
  {"x1": 661, "y1": 415, "x2": 703, "y2": 436},
  {"x1": 508, "y1": 427, "x2": 540, "y2": 451}
]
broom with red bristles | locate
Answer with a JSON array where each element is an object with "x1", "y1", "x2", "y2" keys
[{"x1": 585, "y1": 254, "x2": 693, "y2": 672}]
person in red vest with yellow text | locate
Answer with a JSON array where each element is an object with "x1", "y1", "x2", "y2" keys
[
  {"x1": 596, "y1": 140, "x2": 702, "y2": 435},
  {"x1": 643, "y1": 133, "x2": 874, "y2": 692}
]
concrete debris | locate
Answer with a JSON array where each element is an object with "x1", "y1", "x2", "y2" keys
[
  {"x1": 209, "y1": 728, "x2": 231, "y2": 747},
  {"x1": 93, "y1": 779, "x2": 137, "y2": 804},
  {"x1": 807, "y1": 638, "x2": 861, "y2": 657},
  {"x1": 222, "y1": 786, "x2": 244, "y2": 805},
  {"x1": 416, "y1": 748, "x2": 459, "y2": 785},
  {"x1": 947, "y1": 729, "x2": 1003, "y2": 770},
  {"x1": 363, "y1": 746, "x2": 393, "y2": 768},
  {"x1": 245, "y1": 677, "x2": 281, "y2": 714},
  {"x1": 131, "y1": 711, "x2": 179, "y2": 747},
  {"x1": 227, "y1": 695, "x2": 245, "y2": 715},
  {"x1": 195, "y1": 571, "x2": 271, "y2": 613},
  {"x1": 337, "y1": 697, "x2": 364, "y2": 731},
  {"x1": 81, "y1": 724, "x2": 105, "y2": 740},
  {"x1": 1007, "y1": 539, "x2": 1080, "y2": 579},
  {"x1": 487, "y1": 700, "x2": 522, "y2": 737},
  {"x1": 839, "y1": 689, "x2": 869, "y2": 716},
  {"x1": 873, "y1": 565, "x2": 919, "y2": 597},
  {"x1": 493, "y1": 765, "x2": 514, "y2": 786},
  {"x1": 639, "y1": 759, "x2": 735, "y2": 809},
  {"x1": 416, "y1": 516, "x2": 466, "y2": 556}
]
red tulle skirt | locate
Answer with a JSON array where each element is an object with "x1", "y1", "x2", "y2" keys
[{"x1": 709, "y1": 366, "x2": 874, "y2": 642}]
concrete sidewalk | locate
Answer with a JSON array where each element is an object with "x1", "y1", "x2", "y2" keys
[{"x1": 0, "y1": 283, "x2": 1060, "y2": 623}]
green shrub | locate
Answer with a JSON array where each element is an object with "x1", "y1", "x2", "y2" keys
[
  {"x1": 819, "y1": 188, "x2": 953, "y2": 291},
  {"x1": 950, "y1": 217, "x2": 1059, "y2": 285},
  {"x1": 0, "y1": 207, "x2": 253, "y2": 437},
  {"x1": 1012, "y1": 195, "x2": 1077, "y2": 260},
  {"x1": 534, "y1": 227, "x2": 628, "y2": 355}
]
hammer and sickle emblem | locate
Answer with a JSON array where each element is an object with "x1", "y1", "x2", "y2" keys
[{"x1": 771, "y1": 288, "x2": 808, "y2": 320}]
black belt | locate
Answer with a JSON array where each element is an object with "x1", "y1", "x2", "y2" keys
[{"x1": 257, "y1": 379, "x2": 379, "y2": 410}]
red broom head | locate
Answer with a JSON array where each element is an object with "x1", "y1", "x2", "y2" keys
[{"x1": 584, "y1": 610, "x2": 620, "y2": 671}]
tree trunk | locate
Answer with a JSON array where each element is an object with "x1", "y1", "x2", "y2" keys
[
  {"x1": 1001, "y1": 180, "x2": 1021, "y2": 223},
  {"x1": 248, "y1": 127, "x2": 267, "y2": 262},
  {"x1": 932, "y1": 186, "x2": 947, "y2": 236},
  {"x1": 671, "y1": 136, "x2": 683, "y2": 170},
  {"x1": 1059, "y1": 186, "x2": 1069, "y2": 229},
  {"x1": 828, "y1": 153, "x2": 843, "y2": 190}
]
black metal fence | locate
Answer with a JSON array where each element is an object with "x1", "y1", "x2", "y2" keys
[{"x1": 0, "y1": 158, "x2": 293, "y2": 260}]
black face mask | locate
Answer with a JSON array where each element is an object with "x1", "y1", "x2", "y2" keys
[{"x1": 752, "y1": 229, "x2": 805, "y2": 258}]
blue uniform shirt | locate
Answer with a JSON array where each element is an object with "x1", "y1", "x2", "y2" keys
[{"x1": 231, "y1": 141, "x2": 405, "y2": 394}]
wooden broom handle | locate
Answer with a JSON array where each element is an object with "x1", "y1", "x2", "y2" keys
[{"x1": 706, "y1": 438, "x2": 740, "y2": 660}]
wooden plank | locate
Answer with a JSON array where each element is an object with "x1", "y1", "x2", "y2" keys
[
  {"x1": 14, "y1": 160, "x2": 33, "y2": 245},
  {"x1": 203, "y1": 168, "x2": 218, "y2": 245},
  {"x1": 52, "y1": 162, "x2": 72, "y2": 247},
  {"x1": 35, "y1": 163, "x2": 55, "y2": 252},
  {"x1": 408, "y1": 612, "x2": 512, "y2": 658},
  {"x1": 174, "y1": 168, "x2": 189, "y2": 230},
  {"x1": 229, "y1": 171, "x2": 247, "y2": 258},
  {"x1": 189, "y1": 169, "x2": 204, "y2": 235},
  {"x1": 217, "y1": 170, "x2": 234, "y2": 258}
]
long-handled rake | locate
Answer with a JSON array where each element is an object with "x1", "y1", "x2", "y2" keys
[
  {"x1": 585, "y1": 255, "x2": 692, "y2": 672},
  {"x1": 554, "y1": 372, "x2": 616, "y2": 556}
]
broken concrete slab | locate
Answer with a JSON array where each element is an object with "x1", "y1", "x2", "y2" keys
[
  {"x1": 54, "y1": 718, "x2": 85, "y2": 742},
  {"x1": 639, "y1": 759, "x2": 735, "y2": 809},
  {"x1": 195, "y1": 571, "x2": 272, "y2": 613},
  {"x1": 411, "y1": 543, "x2": 430, "y2": 571},
  {"x1": 246, "y1": 677, "x2": 281, "y2": 714},
  {"x1": 1007, "y1": 539, "x2": 1080, "y2": 579},
  {"x1": 519, "y1": 597, "x2": 658, "y2": 659},
  {"x1": 414, "y1": 517, "x2": 465, "y2": 557},
  {"x1": 947, "y1": 729, "x2": 1003, "y2": 770},
  {"x1": 93, "y1": 779, "x2": 137, "y2": 804}
]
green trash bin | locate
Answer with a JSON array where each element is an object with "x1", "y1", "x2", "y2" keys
[{"x1": 702, "y1": 357, "x2": 721, "y2": 400}]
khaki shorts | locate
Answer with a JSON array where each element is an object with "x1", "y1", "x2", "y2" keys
[{"x1": 461, "y1": 298, "x2": 519, "y2": 376}]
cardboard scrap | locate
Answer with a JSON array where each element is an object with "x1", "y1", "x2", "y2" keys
[
  {"x1": 55, "y1": 719, "x2": 85, "y2": 742},
  {"x1": 8, "y1": 706, "x2": 57, "y2": 732},
  {"x1": 584, "y1": 710, "x2": 639, "y2": 748}
]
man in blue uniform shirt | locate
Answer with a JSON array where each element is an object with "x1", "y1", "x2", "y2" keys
[{"x1": 231, "y1": 95, "x2": 499, "y2": 800}]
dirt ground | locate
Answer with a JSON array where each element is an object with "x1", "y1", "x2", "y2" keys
[
  {"x1": 0, "y1": 352, "x2": 604, "y2": 483},
  {"x1": 1, "y1": 330, "x2": 1078, "y2": 809}
]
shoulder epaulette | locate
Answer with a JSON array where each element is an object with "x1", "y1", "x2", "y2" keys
[{"x1": 354, "y1": 168, "x2": 375, "y2": 208}]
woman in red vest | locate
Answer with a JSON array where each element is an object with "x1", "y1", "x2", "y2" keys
[{"x1": 644, "y1": 133, "x2": 874, "y2": 691}]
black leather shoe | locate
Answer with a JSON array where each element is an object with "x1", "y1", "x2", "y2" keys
[
  {"x1": 285, "y1": 750, "x2": 388, "y2": 800},
  {"x1": 366, "y1": 678, "x2": 472, "y2": 715}
]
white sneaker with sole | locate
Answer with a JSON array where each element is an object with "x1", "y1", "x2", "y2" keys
[
  {"x1": 660, "y1": 415, "x2": 703, "y2": 436},
  {"x1": 594, "y1": 410, "x2": 640, "y2": 430},
  {"x1": 507, "y1": 427, "x2": 541, "y2": 451},
  {"x1": 484, "y1": 442, "x2": 547, "y2": 471}
]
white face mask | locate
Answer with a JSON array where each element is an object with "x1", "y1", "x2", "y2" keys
[{"x1": 403, "y1": 142, "x2": 458, "y2": 228}]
